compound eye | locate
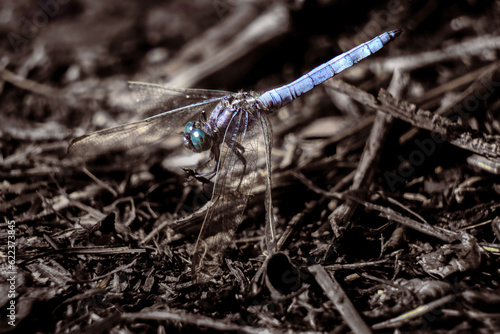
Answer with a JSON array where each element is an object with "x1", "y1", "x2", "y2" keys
[
  {"x1": 190, "y1": 128, "x2": 212, "y2": 152},
  {"x1": 184, "y1": 121, "x2": 195, "y2": 134}
]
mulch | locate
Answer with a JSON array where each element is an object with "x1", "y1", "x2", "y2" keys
[{"x1": 1, "y1": 0, "x2": 500, "y2": 333}]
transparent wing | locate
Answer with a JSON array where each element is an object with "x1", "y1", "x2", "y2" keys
[
  {"x1": 68, "y1": 97, "x2": 226, "y2": 158},
  {"x1": 257, "y1": 110, "x2": 276, "y2": 253},
  {"x1": 192, "y1": 107, "x2": 261, "y2": 281},
  {"x1": 127, "y1": 81, "x2": 234, "y2": 118}
]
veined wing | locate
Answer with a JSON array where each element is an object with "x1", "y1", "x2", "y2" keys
[
  {"x1": 68, "y1": 97, "x2": 227, "y2": 158},
  {"x1": 256, "y1": 110, "x2": 276, "y2": 254},
  {"x1": 128, "y1": 81, "x2": 234, "y2": 118},
  {"x1": 191, "y1": 104, "x2": 261, "y2": 281}
]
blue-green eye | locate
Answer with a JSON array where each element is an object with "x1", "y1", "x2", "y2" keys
[
  {"x1": 184, "y1": 121, "x2": 195, "y2": 134},
  {"x1": 190, "y1": 128, "x2": 211, "y2": 151}
]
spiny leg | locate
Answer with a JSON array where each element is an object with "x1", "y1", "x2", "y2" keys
[
  {"x1": 228, "y1": 141, "x2": 247, "y2": 191},
  {"x1": 183, "y1": 168, "x2": 213, "y2": 184},
  {"x1": 184, "y1": 145, "x2": 221, "y2": 182}
]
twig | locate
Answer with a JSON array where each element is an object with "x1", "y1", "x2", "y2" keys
[
  {"x1": 347, "y1": 195, "x2": 458, "y2": 243},
  {"x1": 373, "y1": 35, "x2": 500, "y2": 72},
  {"x1": 81, "y1": 167, "x2": 119, "y2": 197},
  {"x1": 121, "y1": 310, "x2": 290, "y2": 334},
  {"x1": 163, "y1": 3, "x2": 290, "y2": 88},
  {"x1": 372, "y1": 294, "x2": 456, "y2": 330},
  {"x1": 401, "y1": 62, "x2": 500, "y2": 144},
  {"x1": 69, "y1": 259, "x2": 138, "y2": 284},
  {"x1": 308, "y1": 264, "x2": 372, "y2": 334},
  {"x1": 20, "y1": 246, "x2": 146, "y2": 265},
  {"x1": 0, "y1": 68, "x2": 66, "y2": 98},
  {"x1": 140, "y1": 201, "x2": 212, "y2": 244},
  {"x1": 378, "y1": 89, "x2": 500, "y2": 158},
  {"x1": 328, "y1": 70, "x2": 407, "y2": 228},
  {"x1": 323, "y1": 259, "x2": 390, "y2": 271}
]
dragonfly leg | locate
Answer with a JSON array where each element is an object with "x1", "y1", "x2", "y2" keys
[
  {"x1": 231, "y1": 141, "x2": 246, "y2": 164},
  {"x1": 183, "y1": 139, "x2": 247, "y2": 188},
  {"x1": 183, "y1": 168, "x2": 213, "y2": 184},
  {"x1": 183, "y1": 144, "x2": 220, "y2": 182},
  {"x1": 199, "y1": 110, "x2": 208, "y2": 122},
  {"x1": 183, "y1": 163, "x2": 218, "y2": 183},
  {"x1": 228, "y1": 141, "x2": 247, "y2": 191}
]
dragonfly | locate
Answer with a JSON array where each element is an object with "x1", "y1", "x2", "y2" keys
[{"x1": 68, "y1": 30, "x2": 401, "y2": 281}]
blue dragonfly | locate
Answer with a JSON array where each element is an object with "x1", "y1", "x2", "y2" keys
[{"x1": 68, "y1": 30, "x2": 401, "y2": 281}]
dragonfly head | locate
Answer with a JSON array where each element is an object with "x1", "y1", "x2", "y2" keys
[{"x1": 183, "y1": 121, "x2": 212, "y2": 153}]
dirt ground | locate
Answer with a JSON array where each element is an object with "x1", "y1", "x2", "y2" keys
[{"x1": 1, "y1": 0, "x2": 500, "y2": 333}]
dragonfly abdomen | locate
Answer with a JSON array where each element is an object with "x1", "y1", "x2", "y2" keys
[{"x1": 257, "y1": 30, "x2": 401, "y2": 110}]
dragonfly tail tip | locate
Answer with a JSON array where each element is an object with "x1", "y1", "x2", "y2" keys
[{"x1": 392, "y1": 29, "x2": 403, "y2": 38}]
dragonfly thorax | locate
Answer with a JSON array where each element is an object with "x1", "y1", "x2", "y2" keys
[{"x1": 182, "y1": 93, "x2": 257, "y2": 154}]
